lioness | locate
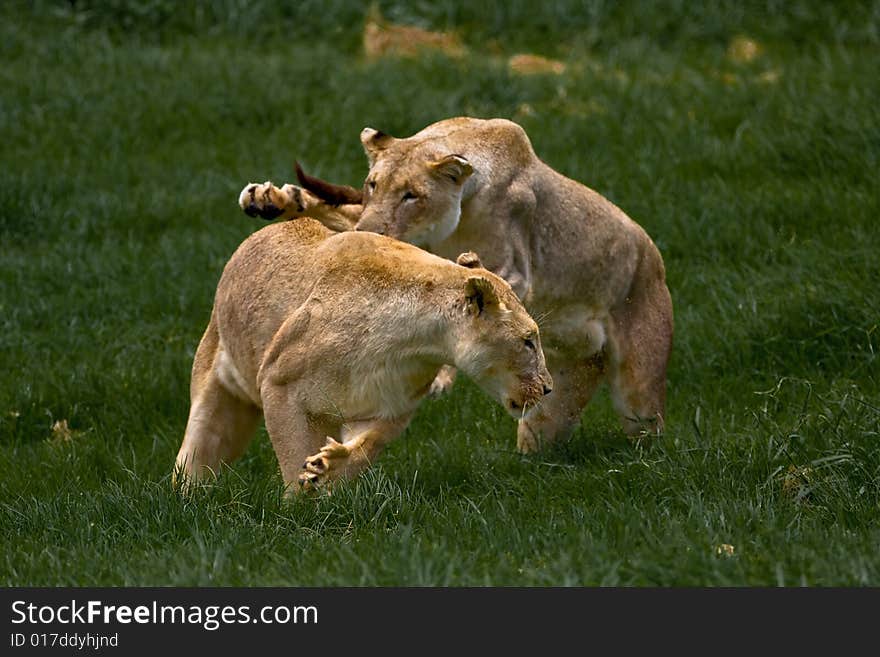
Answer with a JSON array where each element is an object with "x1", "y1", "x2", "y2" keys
[
  {"x1": 174, "y1": 218, "x2": 552, "y2": 492},
  {"x1": 240, "y1": 116, "x2": 673, "y2": 451}
]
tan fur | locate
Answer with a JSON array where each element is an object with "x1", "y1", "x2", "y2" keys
[
  {"x1": 363, "y1": 3, "x2": 465, "y2": 60},
  {"x1": 174, "y1": 219, "x2": 552, "y2": 493},
  {"x1": 508, "y1": 54, "x2": 566, "y2": 76},
  {"x1": 239, "y1": 117, "x2": 673, "y2": 450}
]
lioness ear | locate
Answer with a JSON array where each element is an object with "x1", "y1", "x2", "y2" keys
[
  {"x1": 430, "y1": 154, "x2": 473, "y2": 185},
  {"x1": 456, "y1": 251, "x2": 483, "y2": 269},
  {"x1": 360, "y1": 127, "x2": 395, "y2": 165},
  {"x1": 464, "y1": 276, "x2": 498, "y2": 315}
]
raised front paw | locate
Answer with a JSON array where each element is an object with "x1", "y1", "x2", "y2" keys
[
  {"x1": 298, "y1": 437, "x2": 351, "y2": 491},
  {"x1": 238, "y1": 181, "x2": 310, "y2": 221}
]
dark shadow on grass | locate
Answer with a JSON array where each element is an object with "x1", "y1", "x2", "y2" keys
[{"x1": 509, "y1": 419, "x2": 654, "y2": 470}]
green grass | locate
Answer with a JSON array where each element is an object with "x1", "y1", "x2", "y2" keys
[{"x1": 1, "y1": 1, "x2": 878, "y2": 585}]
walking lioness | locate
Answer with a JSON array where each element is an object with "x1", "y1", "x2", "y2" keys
[
  {"x1": 174, "y1": 219, "x2": 552, "y2": 492},
  {"x1": 240, "y1": 117, "x2": 673, "y2": 451}
]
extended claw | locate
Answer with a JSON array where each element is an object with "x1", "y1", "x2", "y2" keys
[{"x1": 298, "y1": 437, "x2": 350, "y2": 490}]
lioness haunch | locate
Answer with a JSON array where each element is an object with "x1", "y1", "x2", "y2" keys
[{"x1": 174, "y1": 219, "x2": 552, "y2": 493}]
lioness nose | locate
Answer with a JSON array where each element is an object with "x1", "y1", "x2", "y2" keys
[{"x1": 543, "y1": 384, "x2": 553, "y2": 396}]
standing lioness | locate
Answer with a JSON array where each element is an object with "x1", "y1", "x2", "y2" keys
[
  {"x1": 241, "y1": 116, "x2": 673, "y2": 451},
  {"x1": 174, "y1": 219, "x2": 552, "y2": 492}
]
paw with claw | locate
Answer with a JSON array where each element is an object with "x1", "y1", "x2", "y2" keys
[
  {"x1": 238, "y1": 181, "x2": 314, "y2": 221},
  {"x1": 428, "y1": 364, "x2": 457, "y2": 397},
  {"x1": 298, "y1": 437, "x2": 352, "y2": 491}
]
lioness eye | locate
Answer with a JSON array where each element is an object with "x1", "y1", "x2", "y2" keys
[
  {"x1": 524, "y1": 338, "x2": 536, "y2": 350},
  {"x1": 402, "y1": 190, "x2": 418, "y2": 201},
  {"x1": 367, "y1": 181, "x2": 376, "y2": 191}
]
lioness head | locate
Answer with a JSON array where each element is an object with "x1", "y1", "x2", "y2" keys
[
  {"x1": 355, "y1": 127, "x2": 473, "y2": 247},
  {"x1": 453, "y1": 253, "x2": 553, "y2": 417}
]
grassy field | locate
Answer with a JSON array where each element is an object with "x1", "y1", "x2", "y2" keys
[{"x1": 1, "y1": 1, "x2": 878, "y2": 585}]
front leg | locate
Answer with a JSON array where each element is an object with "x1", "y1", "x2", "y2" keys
[
  {"x1": 497, "y1": 186, "x2": 535, "y2": 301},
  {"x1": 238, "y1": 181, "x2": 362, "y2": 232},
  {"x1": 449, "y1": 183, "x2": 534, "y2": 301},
  {"x1": 299, "y1": 416, "x2": 412, "y2": 491},
  {"x1": 517, "y1": 350, "x2": 604, "y2": 453},
  {"x1": 261, "y1": 383, "x2": 328, "y2": 495},
  {"x1": 495, "y1": 261, "x2": 530, "y2": 302}
]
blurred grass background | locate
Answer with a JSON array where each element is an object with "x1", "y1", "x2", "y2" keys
[{"x1": 0, "y1": 0, "x2": 878, "y2": 585}]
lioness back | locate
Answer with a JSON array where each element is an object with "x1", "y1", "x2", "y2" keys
[
  {"x1": 215, "y1": 219, "x2": 333, "y2": 381},
  {"x1": 215, "y1": 219, "x2": 466, "y2": 389}
]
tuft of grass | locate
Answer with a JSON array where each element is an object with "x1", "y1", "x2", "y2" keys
[{"x1": 1, "y1": 2, "x2": 878, "y2": 585}]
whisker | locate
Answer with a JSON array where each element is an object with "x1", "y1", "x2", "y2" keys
[
  {"x1": 532, "y1": 308, "x2": 558, "y2": 331},
  {"x1": 529, "y1": 399, "x2": 543, "y2": 417},
  {"x1": 533, "y1": 310, "x2": 553, "y2": 324}
]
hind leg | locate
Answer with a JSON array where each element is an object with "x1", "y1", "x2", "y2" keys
[
  {"x1": 174, "y1": 321, "x2": 261, "y2": 489},
  {"x1": 174, "y1": 382, "x2": 261, "y2": 489},
  {"x1": 517, "y1": 354, "x2": 604, "y2": 453},
  {"x1": 608, "y1": 281, "x2": 673, "y2": 437},
  {"x1": 174, "y1": 344, "x2": 261, "y2": 490}
]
